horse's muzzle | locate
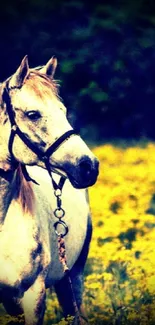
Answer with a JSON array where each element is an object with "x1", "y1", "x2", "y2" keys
[
  {"x1": 78, "y1": 156, "x2": 99, "y2": 184},
  {"x1": 65, "y1": 156, "x2": 99, "y2": 189}
]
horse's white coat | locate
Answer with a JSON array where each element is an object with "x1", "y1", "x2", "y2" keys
[{"x1": 0, "y1": 56, "x2": 98, "y2": 324}]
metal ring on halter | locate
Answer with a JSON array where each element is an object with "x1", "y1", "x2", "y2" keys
[
  {"x1": 54, "y1": 220, "x2": 68, "y2": 237},
  {"x1": 54, "y1": 208, "x2": 65, "y2": 219},
  {"x1": 54, "y1": 189, "x2": 62, "y2": 197}
]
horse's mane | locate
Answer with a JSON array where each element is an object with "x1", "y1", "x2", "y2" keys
[
  {"x1": 13, "y1": 165, "x2": 35, "y2": 214},
  {"x1": 26, "y1": 70, "x2": 60, "y2": 99}
]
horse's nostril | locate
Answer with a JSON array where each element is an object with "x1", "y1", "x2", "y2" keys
[
  {"x1": 76, "y1": 156, "x2": 99, "y2": 187},
  {"x1": 79, "y1": 160, "x2": 92, "y2": 177},
  {"x1": 78, "y1": 157, "x2": 95, "y2": 182}
]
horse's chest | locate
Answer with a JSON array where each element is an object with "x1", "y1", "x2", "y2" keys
[{"x1": 0, "y1": 204, "x2": 41, "y2": 291}]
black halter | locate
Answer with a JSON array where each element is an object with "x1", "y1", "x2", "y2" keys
[{"x1": 2, "y1": 82, "x2": 77, "y2": 190}]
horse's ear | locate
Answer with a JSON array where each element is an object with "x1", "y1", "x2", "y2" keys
[
  {"x1": 40, "y1": 57, "x2": 57, "y2": 79},
  {"x1": 9, "y1": 55, "x2": 29, "y2": 88}
]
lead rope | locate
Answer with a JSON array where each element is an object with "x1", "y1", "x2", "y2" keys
[
  {"x1": 53, "y1": 180, "x2": 82, "y2": 324},
  {"x1": 42, "y1": 159, "x2": 85, "y2": 324}
]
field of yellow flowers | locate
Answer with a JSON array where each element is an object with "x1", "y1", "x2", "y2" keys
[
  {"x1": 83, "y1": 142, "x2": 155, "y2": 325},
  {"x1": 1, "y1": 142, "x2": 155, "y2": 325},
  {"x1": 45, "y1": 142, "x2": 155, "y2": 325}
]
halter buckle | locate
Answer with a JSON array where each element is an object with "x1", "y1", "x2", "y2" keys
[
  {"x1": 54, "y1": 188, "x2": 62, "y2": 197},
  {"x1": 11, "y1": 125, "x2": 17, "y2": 132}
]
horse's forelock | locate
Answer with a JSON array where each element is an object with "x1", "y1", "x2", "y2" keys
[
  {"x1": 13, "y1": 165, "x2": 35, "y2": 214},
  {"x1": 25, "y1": 70, "x2": 59, "y2": 98}
]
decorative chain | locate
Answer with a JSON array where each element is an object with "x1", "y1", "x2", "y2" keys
[
  {"x1": 53, "y1": 186, "x2": 88, "y2": 324},
  {"x1": 53, "y1": 188, "x2": 69, "y2": 272}
]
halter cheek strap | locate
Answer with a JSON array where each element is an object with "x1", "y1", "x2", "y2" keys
[{"x1": 2, "y1": 84, "x2": 77, "y2": 190}]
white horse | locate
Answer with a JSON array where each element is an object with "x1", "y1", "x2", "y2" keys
[{"x1": 0, "y1": 56, "x2": 99, "y2": 325}]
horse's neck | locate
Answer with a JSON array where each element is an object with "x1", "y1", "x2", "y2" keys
[{"x1": 0, "y1": 173, "x2": 14, "y2": 224}]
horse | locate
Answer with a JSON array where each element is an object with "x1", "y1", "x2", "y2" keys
[{"x1": 0, "y1": 55, "x2": 99, "y2": 325}]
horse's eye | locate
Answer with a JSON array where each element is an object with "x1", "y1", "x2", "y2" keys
[{"x1": 26, "y1": 111, "x2": 41, "y2": 121}]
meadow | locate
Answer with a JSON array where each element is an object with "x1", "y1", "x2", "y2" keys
[
  {"x1": 84, "y1": 142, "x2": 155, "y2": 325},
  {"x1": 45, "y1": 142, "x2": 155, "y2": 325},
  {"x1": 1, "y1": 142, "x2": 155, "y2": 324}
]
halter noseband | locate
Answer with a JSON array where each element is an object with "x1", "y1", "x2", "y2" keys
[{"x1": 2, "y1": 82, "x2": 77, "y2": 190}]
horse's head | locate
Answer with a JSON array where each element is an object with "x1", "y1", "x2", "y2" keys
[{"x1": 0, "y1": 56, "x2": 99, "y2": 189}]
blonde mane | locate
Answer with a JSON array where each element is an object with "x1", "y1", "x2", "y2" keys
[
  {"x1": 26, "y1": 70, "x2": 60, "y2": 99},
  {"x1": 13, "y1": 165, "x2": 35, "y2": 214}
]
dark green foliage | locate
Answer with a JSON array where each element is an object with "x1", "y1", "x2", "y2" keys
[
  {"x1": 1, "y1": 0, "x2": 155, "y2": 141},
  {"x1": 106, "y1": 261, "x2": 129, "y2": 283},
  {"x1": 97, "y1": 236, "x2": 114, "y2": 246},
  {"x1": 110, "y1": 201, "x2": 121, "y2": 213},
  {"x1": 135, "y1": 250, "x2": 141, "y2": 259},
  {"x1": 146, "y1": 193, "x2": 155, "y2": 215},
  {"x1": 118, "y1": 228, "x2": 138, "y2": 243}
]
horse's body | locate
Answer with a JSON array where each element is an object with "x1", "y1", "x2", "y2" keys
[
  {"x1": 0, "y1": 167, "x2": 91, "y2": 322},
  {"x1": 0, "y1": 56, "x2": 98, "y2": 324}
]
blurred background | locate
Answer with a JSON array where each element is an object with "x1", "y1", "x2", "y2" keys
[
  {"x1": 1, "y1": 1, "x2": 155, "y2": 324},
  {"x1": 1, "y1": 0, "x2": 155, "y2": 143}
]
